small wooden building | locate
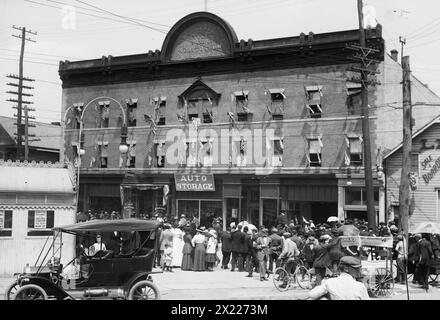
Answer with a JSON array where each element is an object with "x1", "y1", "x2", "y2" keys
[{"x1": 0, "y1": 160, "x2": 76, "y2": 276}]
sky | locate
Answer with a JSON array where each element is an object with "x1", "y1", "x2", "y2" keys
[{"x1": 1, "y1": 0, "x2": 440, "y2": 124}]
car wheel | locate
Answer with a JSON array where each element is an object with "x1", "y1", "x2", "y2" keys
[
  {"x1": 5, "y1": 280, "x2": 20, "y2": 300},
  {"x1": 128, "y1": 280, "x2": 160, "y2": 300},
  {"x1": 13, "y1": 284, "x2": 48, "y2": 300}
]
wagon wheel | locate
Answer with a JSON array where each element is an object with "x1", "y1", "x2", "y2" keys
[
  {"x1": 4, "y1": 280, "x2": 20, "y2": 300},
  {"x1": 128, "y1": 280, "x2": 160, "y2": 300},
  {"x1": 371, "y1": 268, "x2": 394, "y2": 298},
  {"x1": 13, "y1": 284, "x2": 48, "y2": 300},
  {"x1": 273, "y1": 267, "x2": 290, "y2": 292},
  {"x1": 296, "y1": 266, "x2": 314, "y2": 290}
]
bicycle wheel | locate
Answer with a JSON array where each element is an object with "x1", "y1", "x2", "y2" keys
[
  {"x1": 296, "y1": 266, "x2": 314, "y2": 289},
  {"x1": 273, "y1": 267, "x2": 290, "y2": 292}
]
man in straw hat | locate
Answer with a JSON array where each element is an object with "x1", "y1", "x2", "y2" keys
[{"x1": 309, "y1": 256, "x2": 369, "y2": 300}]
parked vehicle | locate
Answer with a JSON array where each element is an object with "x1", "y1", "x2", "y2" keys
[{"x1": 6, "y1": 219, "x2": 162, "y2": 300}]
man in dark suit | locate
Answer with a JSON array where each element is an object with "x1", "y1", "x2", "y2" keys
[
  {"x1": 242, "y1": 226, "x2": 251, "y2": 271},
  {"x1": 246, "y1": 228, "x2": 260, "y2": 277},
  {"x1": 277, "y1": 210, "x2": 288, "y2": 229},
  {"x1": 268, "y1": 228, "x2": 283, "y2": 273},
  {"x1": 415, "y1": 233, "x2": 434, "y2": 290},
  {"x1": 221, "y1": 227, "x2": 232, "y2": 269},
  {"x1": 231, "y1": 224, "x2": 246, "y2": 271}
]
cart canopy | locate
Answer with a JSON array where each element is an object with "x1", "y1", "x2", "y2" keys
[{"x1": 53, "y1": 218, "x2": 162, "y2": 233}]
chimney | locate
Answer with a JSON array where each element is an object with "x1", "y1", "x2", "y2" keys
[{"x1": 390, "y1": 49, "x2": 399, "y2": 62}]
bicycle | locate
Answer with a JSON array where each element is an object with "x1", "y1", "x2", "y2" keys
[{"x1": 272, "y1": 257, "x2": 316, "y2": 291}]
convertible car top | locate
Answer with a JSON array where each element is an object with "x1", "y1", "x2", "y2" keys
[{"x1": 53, "y1": 218, "x2": 162, "y2": 233}]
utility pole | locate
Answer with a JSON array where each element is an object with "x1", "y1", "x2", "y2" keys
[
  {"x1": 6, "y1": 26, "x2": 37, "y2": 160},
  {"x1": 399, "y1": 36, "x2": 406, "y2": 61},
  {"x1": 399, "y1": 56, "x2": 412, "y2": 237},
  {"x1": 346, "y1": 0, "x2": 380, "y2": 229}
]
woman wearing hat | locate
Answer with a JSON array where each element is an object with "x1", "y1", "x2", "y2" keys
[
  {"x1": 205, "y1": 229, "x2": 218, "y2": 271},
  {"x1": 181, "y1": 226, "x2": 194, "y2": 271},
  {"x1": 192, "y1": 227, "x2": 207, "y2": 271}
]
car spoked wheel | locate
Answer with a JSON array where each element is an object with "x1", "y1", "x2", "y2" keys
[
  {"x1": 5, "y1": 281, "x2": 20, "y2": 300},
  {"x1": 13, "y1": 284, "x2": 48, "y2": 300},
  {"x1": 128, "y1": 280, "x2": 160, "y2": 300}
]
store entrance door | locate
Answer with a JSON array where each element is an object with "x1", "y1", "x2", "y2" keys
[{"x1": 242, "y1": 185, "x2": 260, "y2": 225}]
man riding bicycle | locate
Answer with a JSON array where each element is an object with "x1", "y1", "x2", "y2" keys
[{"x1": 278, "y1": 232, "x2": 300, "y2": 275}]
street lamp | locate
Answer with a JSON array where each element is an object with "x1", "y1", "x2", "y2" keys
[
  {"x1": 119, "y1": 125, "x2": 129, "y2": 155},
  {"x1": 63, "y1": 96, "x2": 128, "y2": 212}
]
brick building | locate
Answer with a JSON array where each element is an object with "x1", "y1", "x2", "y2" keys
[{"x1": 58, "y1": 12, "x2": 438, "y2": 228}]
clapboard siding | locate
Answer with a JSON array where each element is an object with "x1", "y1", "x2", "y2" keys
[
  {"x1": 385, "y1": 123, "x2": 440, "y2": 231},
  {"x1": 0, "y1": 208, "x2": 75, "y2": 276}
]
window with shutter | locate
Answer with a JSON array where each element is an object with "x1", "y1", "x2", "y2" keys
[
  {"x1": 308, "y1": 139, "x2": 322, "y2": 167},
  {"x1": 27, "y1": 210, "x2": 54, "y2": 236},
  {"x1": 0, "y1": 210, "x2": 13, "y2": 237}
]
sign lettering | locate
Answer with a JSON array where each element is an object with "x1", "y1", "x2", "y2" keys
[
  {"x1": 340, "y1": 236, "x2": 393, "y2": 248},
  {"x1": 174, "y1": 173, "x2": 215, "y2": 191},
  {"x1": 34, "y1": 211, "x2": 47, "y2": 229},
  {"x1": 422, "y1": 155, "x2": 440, "y2": 184}
]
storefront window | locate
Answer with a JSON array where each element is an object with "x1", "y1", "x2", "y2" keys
[
  {"x1": 262, "y1": 199, "x2": 278, "y2": 228},
  {"x1": 226, "y1": 198, "x2": 240, "y2": 227},
  {"x1": 200, "y1": 201, "x2": 222, "y2": 228},
  {"x1": 178, "y1": 200, "x2": 222, "y2": 228},
  {"x1": 178, "y1": 200, "x2": 199, "y2": 220},
  {"x1": 345, "y1": 187, "x2": 379, "y2": 206},
  {"x1": 287, "y1": 201, "x2": 300, "y2": 224}
]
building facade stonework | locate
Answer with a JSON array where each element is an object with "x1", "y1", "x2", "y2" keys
[{"x1": 59, "y1": 11, "x2": 439, "y2": 228}]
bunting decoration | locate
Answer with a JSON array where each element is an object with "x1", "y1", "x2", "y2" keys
[
  {"x1": 204, "y1": 108, "x2": 214, "y2": 122},
  {"x1": 227, "y1": 112, "x2": 236, "y2": 127},
  {"x1": 144, "y1": 114, "x2": 157, "y2": 135},
  {"x1": 318, "y1": 136, "x2": 324, "y2": 148},
  {"x1": 306, "y1": 104, "x2": 315, "y2": 114},
  {"x1": 177, "y1": 112, "x2": 187, "y2": 123},
  {"x1": 344, "y1": 151, "x2": 351, "y2": 166},
  {"x1": 119, "y1": 155, "x2": 124, "y2": 168},
  {"x1": 266, "y1": 104, "x2": 272, "y2": 115},
  {"x1": 316, "y1": 104, "x2": 323, "y2": 113},
  {"x1": 206, "y1": 94, "x2": 213, "y2": 106}
]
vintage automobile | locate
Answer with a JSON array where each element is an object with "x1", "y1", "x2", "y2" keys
[{"x1": 5, "y1": 219, "x2": 162, "y2": 300}]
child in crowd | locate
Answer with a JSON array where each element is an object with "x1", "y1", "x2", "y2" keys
[{"x1": 164, "y1": 243, "x2": 173, "y2": 272}]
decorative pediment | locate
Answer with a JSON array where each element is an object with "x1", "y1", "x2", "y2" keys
[
  {"x1": 161, "y1": 12, "x2": 237, "y2": 62},
  {"x1": 178, "y1": 79, "x2": 221, "y2": 105}
]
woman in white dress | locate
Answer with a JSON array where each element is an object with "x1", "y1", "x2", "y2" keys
[{"x1": 171, "y1": 223, "x2": 185, "y2": 267}]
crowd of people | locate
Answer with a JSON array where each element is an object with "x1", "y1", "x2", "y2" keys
[{"x1": 75, "y1": 209, "x2": 440, "y2": 292}]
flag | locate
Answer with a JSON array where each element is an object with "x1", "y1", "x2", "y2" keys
[
  {"x1": 227, "y1": 112, "x2": 236, "y2": 127},
  {"x1": 317, "y1": 153, "x2": 321, "y2": 163},
  {"x1": 242, "y1": 104, "x2": 250, "y2": 113},
  {"x1": 148, "y1": 155, "x2": 152, "y2": 166},
  {"x1": 279, "y1": 139, "x2": 284, "y2": 150},
  {"x1": 66, "y1": 118, "x2": 72, "y2": 125},
  {"x1": 266, "y1": 104, "x2": 272, "y2": 115},
  {"x1": 242, "y1": 90, "x2": 248, "y2": 102},
  {"x1": 280, "y1": 91, "x2": 287, "y2": 99},
  {"x1": 306, "y1": 104, "x2": 315, "y2": 114},
  {"x1": 344, "y1": 151, "x2": 351, "y2": 166},
  {"x1": 177, "y1": 112, "x2": 187, "y2": 122},
  {"x1": 206, "y1": 94, "x2": 213, "y2": 106},
  {"x1": 318, "y1": 136, "x2": 323, "y2": 148},
  {"x1": 205, "y1": 108, "x2": 213, "y2": 121},
  {"x1": 359, "y1": 136, "x2": 363, "y2": 143},
  {"x1": 345, "y1": 136, "x2": 350, "y2": 148},
  {"x1": 318, "y1": 87, "x2": 323, "y2": 97},
  {"x1": 240, "y1": 138, "x2": 246, "y2": 154},
  {"x1": 183, "y1": 96, "x2": 188, "y2": 108},
  {"x1": 119, "y1": 155, "x2": 124, "y2": 168},
  {"x1": 316, "y1": 104, "x2": 323, "y2": 113},
  {"x1": 231, "y1": 93, "x2": 235, "y2": 103},
  {"x1": 306, "y1": 154, "x2": 311, "y2": 165},
  {"x1": 90, "y1": 157, "x2": 95, "y2": 168}
]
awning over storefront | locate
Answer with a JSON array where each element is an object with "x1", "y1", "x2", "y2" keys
[{"x1": 0, "y1": 163, "x2": 75, "y2": 194}]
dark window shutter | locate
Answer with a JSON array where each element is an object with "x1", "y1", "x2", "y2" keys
[
  {"x1": 5, "y1": 210, "x2": 12, "y2": 228},
  {"x1": 28, "y1": 210, "x2": 35, "y2": 228},
  {"x1": 47, "y1": 211, "x2": 55, "y2": 228}
]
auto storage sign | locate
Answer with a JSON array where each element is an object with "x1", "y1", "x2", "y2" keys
[{"x1": 174, "y1": 173, "x2": 215, "y2": 191}]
